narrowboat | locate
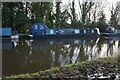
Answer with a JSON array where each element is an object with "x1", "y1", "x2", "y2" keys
[
  {"x1": 0, "y1": 28, "x2": 19, "y2": 40},
  {"x1": 0, "y1": 28, "x2": 12, "y2": 38},
  {"x1": 31, "y1": 23, "x2": 100, "y2": 39},
  {"x1": 102, "y1": 27, "x2": 120, "y2": 37}
]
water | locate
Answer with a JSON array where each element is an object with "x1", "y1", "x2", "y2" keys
[{"x1": 2, "y1": 37, "x2": 120, "y2": 76}]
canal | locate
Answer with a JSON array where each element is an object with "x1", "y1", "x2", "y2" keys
[{"x1": 2, "y1": 37, "x2": 120, "y2": 76}]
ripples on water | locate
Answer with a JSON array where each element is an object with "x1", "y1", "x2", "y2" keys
[{"x1": 2, "y1": 37, "x2": 120, "y2": 76}]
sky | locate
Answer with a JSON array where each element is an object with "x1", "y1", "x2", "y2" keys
[{"x1": 62, "y1": 0, "x2": 119, "y2": 22}]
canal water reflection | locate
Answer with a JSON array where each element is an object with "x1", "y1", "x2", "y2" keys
[{"x1": 2, "y1": 37, "x2": 120, "y2": 76}]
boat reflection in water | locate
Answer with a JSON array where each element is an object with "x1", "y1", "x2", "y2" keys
[
  {"x1": 2, "y1": 37, "x2": 120, "y2": 76},
  {"x1": 1, "y1": 41, "x2": 13, "y2": 50},
  {"x1": 1, "y1": 39, "x2": 19, "y2": 50}
]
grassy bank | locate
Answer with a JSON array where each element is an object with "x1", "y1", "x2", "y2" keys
[{"x1": 3, "y1": 55, "x2": 120, "y2": 79}]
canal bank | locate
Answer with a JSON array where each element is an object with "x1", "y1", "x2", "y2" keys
[{"x1": 4, "y1": 54, "x2": 120, "y2": 79}]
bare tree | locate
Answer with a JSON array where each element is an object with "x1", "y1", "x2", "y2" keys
[
  {"x1": 71, "y1": 0, "x2": 76, "y2": 21},
  {"x1": 89, "y1": 2, "x2": 106, "y2": 22},
  {"x1": 78, "y1": 1, "x2": 95, "y2": 24},
  {"x1": 55, "y1": 2, "x2": 61, "y2": 28},
  {"x1": 109, "y1": 1, "x2": 120, "y2": 29}
]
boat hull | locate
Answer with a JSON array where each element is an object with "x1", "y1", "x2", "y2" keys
[
  {"x1": 102, "y1": 33, "x2": 120, "y2": 37},
  {"x1": 0, "y1": 36, "x2": 11, "y2": 39},
  {"x1": 32, "y1": 33, "x2": 100, "y2": 39}
]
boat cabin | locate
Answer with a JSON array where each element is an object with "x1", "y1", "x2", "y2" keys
[
  {"x1": 32, "y1": 23, "x2": 49, "y2": 35},
  {"x1": 31, "y1": 23, "x2": 100, "y2": 39},
  {"x1": 0, "y1": 28, "x2": 12, "y2": 37},
  {"x1": 31, "y1": 23, "x2": 100, "y2": 36},
  {"x1": 0, "y1": 28, "x2": 19, "y2": 39},
  {"x1": 106, "y1": 27, "x2": 115, "y2": 33}
]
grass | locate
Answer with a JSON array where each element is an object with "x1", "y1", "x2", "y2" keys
[{"x1": 3, "y1": 54, "x2": 120, "y2": 79}]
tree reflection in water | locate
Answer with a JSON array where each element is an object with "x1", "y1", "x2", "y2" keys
[{"x1": 2, "y1": 37, "x2": 120, "y2": 76}]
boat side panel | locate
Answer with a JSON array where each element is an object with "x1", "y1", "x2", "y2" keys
[{"x1": 33, "y1": 33, "x2": 99, "y2": 39}]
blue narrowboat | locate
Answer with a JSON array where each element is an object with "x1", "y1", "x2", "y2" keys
[
  {"x1": 31, "y1": 23, "x2": 100, "y2": 39},
  {"x1": 0, "y1": 28, "x2": 19, "y2": 39},
  {"x1": 102, "y1": 27, "x2": 120, "y2": 37},
  {"x1": 0, "y1": 28, "x2": 12, "y2": 38}
]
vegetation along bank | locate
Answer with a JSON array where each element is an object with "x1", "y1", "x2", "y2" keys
[{"x1": 3, "y1": 54, "x2": 120, "y2": 80}]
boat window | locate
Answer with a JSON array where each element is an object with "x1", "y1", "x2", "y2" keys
[
  {"x1": 34, "y1": 25, "x2": 38, "y2": 29},
  {"x1": 39, "y1": 25, "x2": 44, "y2": 29},
  {"x1": 84, "y1": 30, "x2": 86, "y2": 33},
  {"x1": 92, "y1": 30, "x2": 94, "y2": 33},
  {"x1": 80, "y1": 30, "x2": 84, "y2": 33},
  {"x1": 75, "y1": 30, "x2": 79, "y2": 34},
  {"x1": 50, "y1": 30, "x2": 54, "y2": 34},
  {"x1": 86, "y1": 30, "x2": 91, "y2": 33}
]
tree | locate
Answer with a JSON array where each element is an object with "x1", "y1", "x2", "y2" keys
[
  {"x1": 71, "y1": 0, "x2": 76, "y2": 21},
  {"x1": 109, "y1": 1, "x2": 120, "y2": 29},
  {"x1": 2, "y1": 2, "x2": 18, "y2": 28},
  {"x1": 97, "y1": 11, "x2": 107, "y2": 32},
  {"x1": 55, "y1": 2, "x2": 61, "y2": 28},
  {"x1": 59, "y1": 9, "x2": 71, "y2": 28},
  {"x1": 44, "y1": 3, "x2": 54, "y2": 28},
  {"x1": 2, "y1": 2, "x2": 31, "y2": 33},
  {"x1": 31, "y1": 2, "x2": 54, "y2": 28},
  {"x1": 91, "y1": 2, "x2": 105, "y2": 22},
  {"x1": 79, "y1": 1, "x2": 94, "y2": 24},
  {"x1": 31, "y1": 2, "x2": 43, "y2": 23},
  {"x1": 14, "y1": 12, "x2": 31, "y2": 33}
]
